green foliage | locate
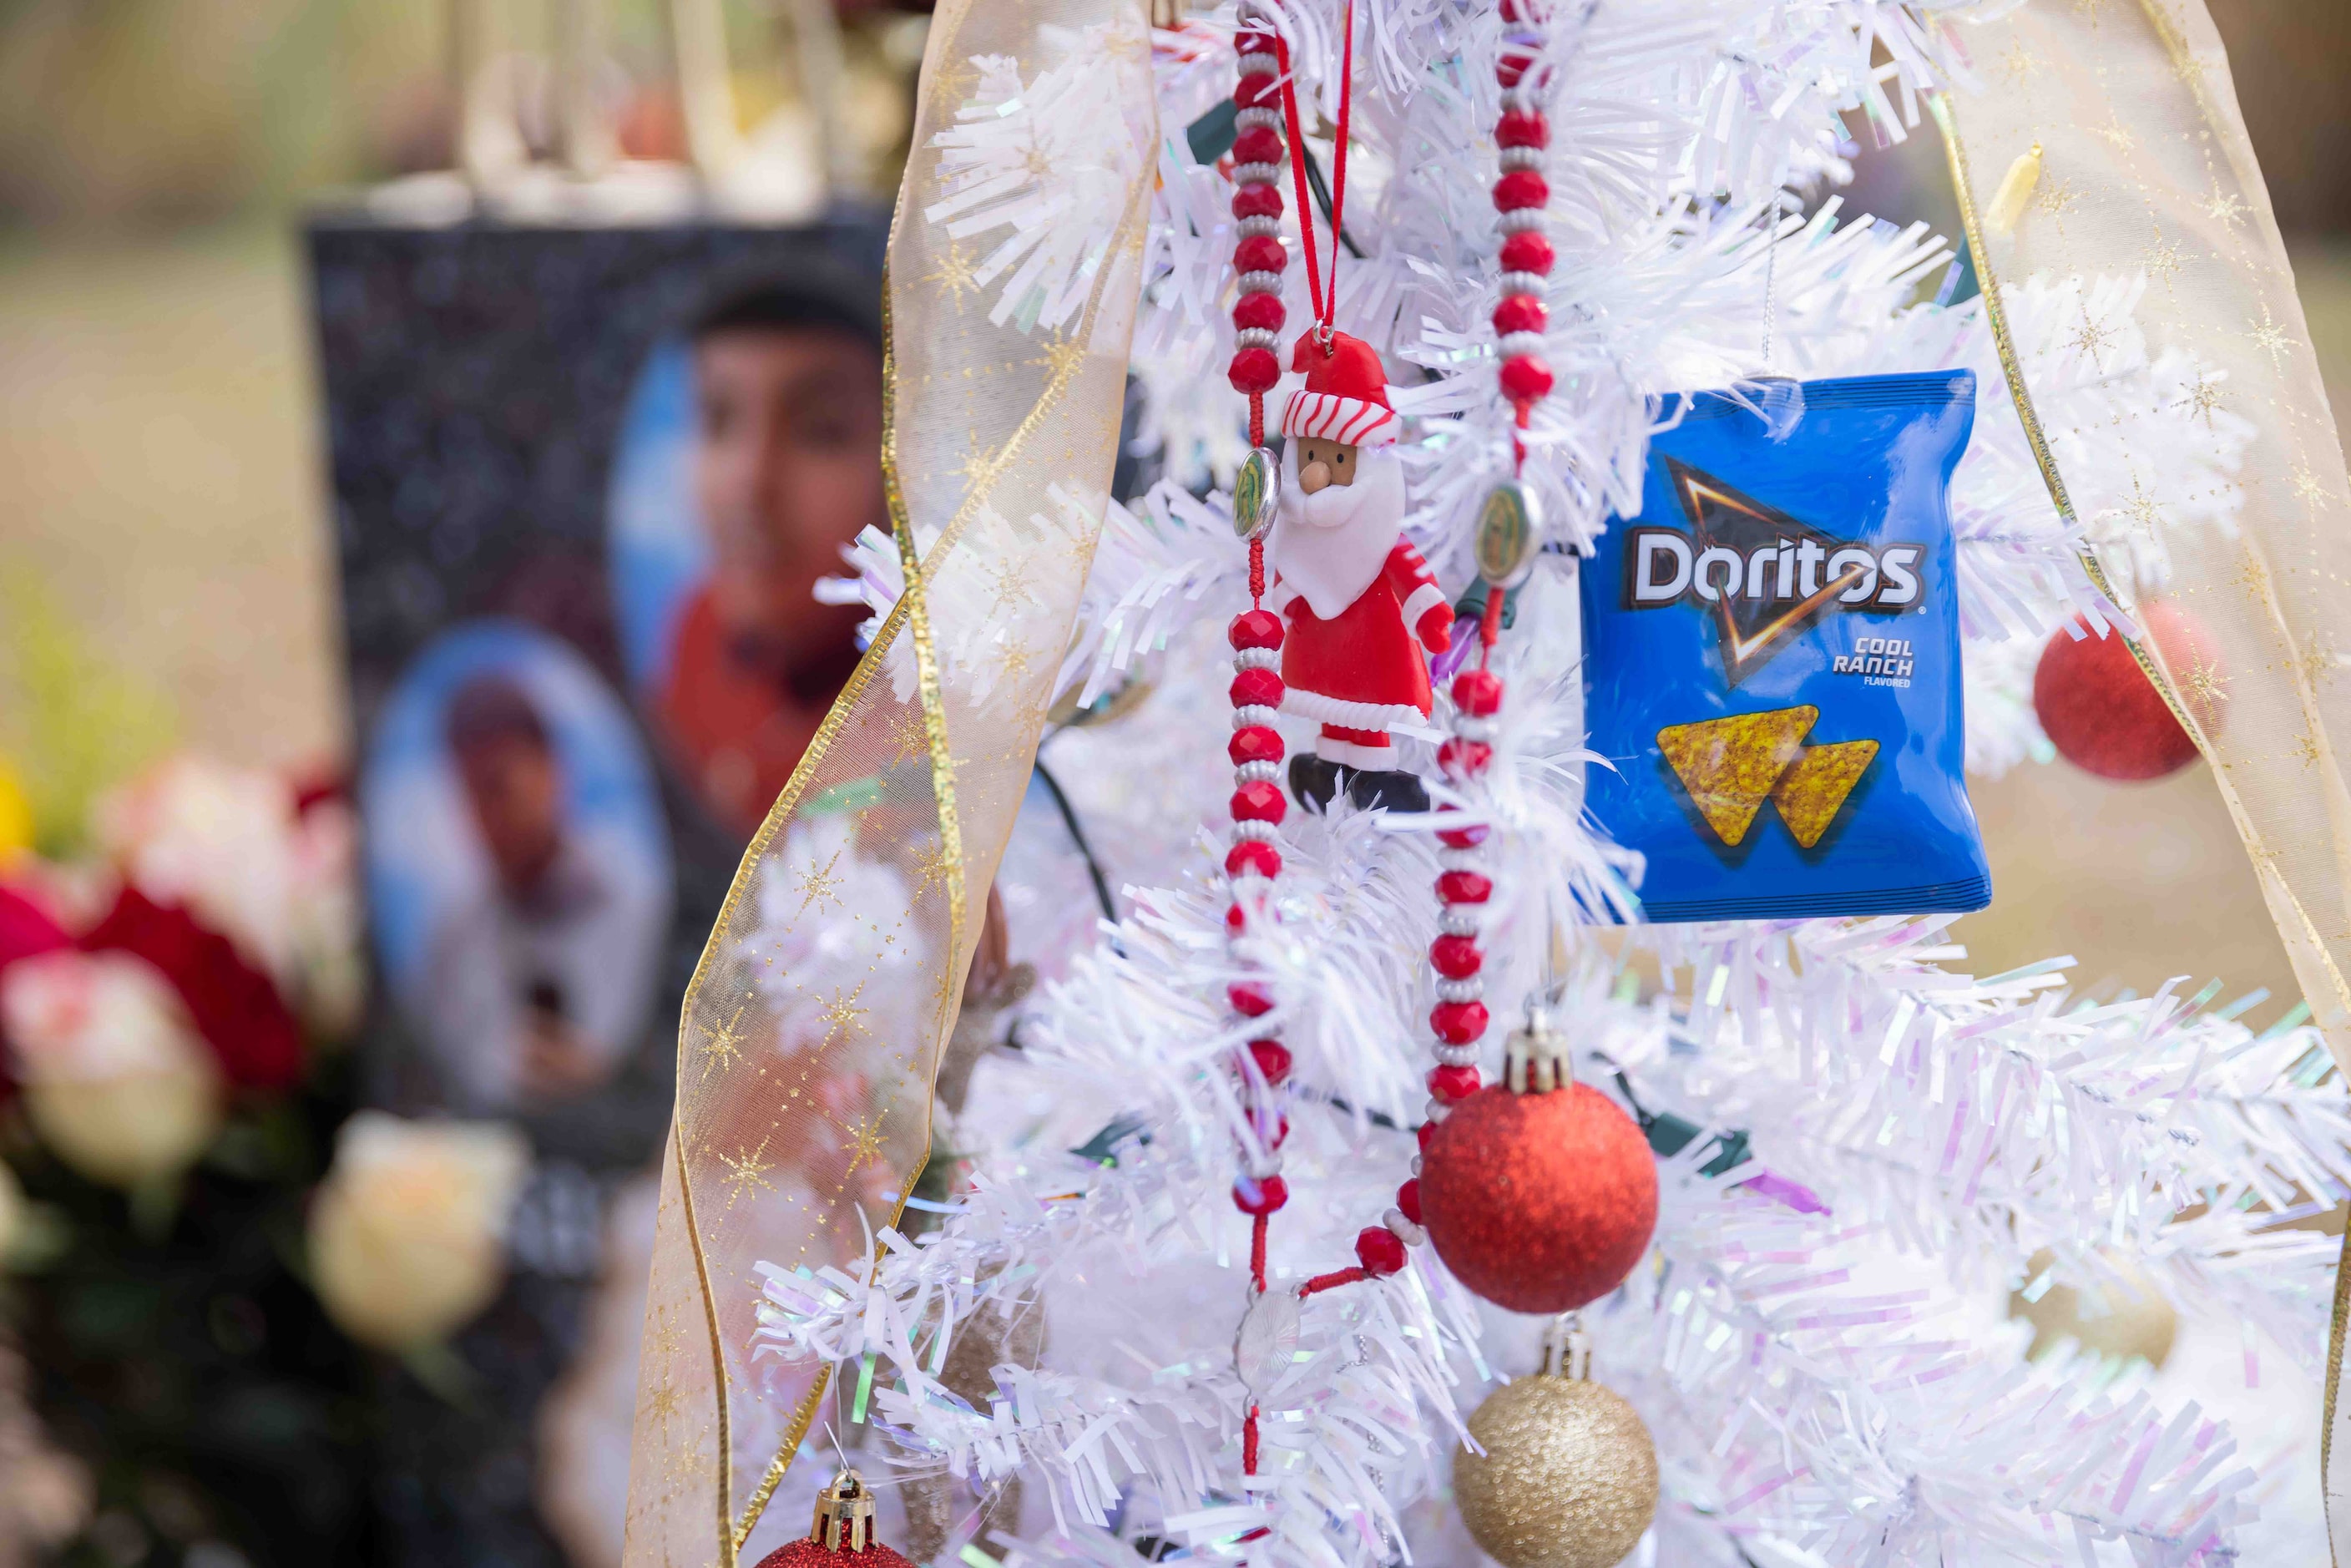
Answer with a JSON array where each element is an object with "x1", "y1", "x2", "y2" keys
[{"x1": 0, "y1": 569, "x2": 172, "y2": 857}]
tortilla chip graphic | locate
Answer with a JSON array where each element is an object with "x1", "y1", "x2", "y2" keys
[
  {"x1": 1769, "y1": 739, "x2": 1879, "y2": 848},
  {"x1": 1656, "y1": 706, "x2": 1816, "y2": 846}
]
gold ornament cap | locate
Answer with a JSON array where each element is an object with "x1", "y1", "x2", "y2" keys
[
  {"x1": 1504, "y1": 1002, "x2": 1573, "y2": 1095},
  {"x1": 811, "y1": 1469, "x2": 878, "y2": 1551}
]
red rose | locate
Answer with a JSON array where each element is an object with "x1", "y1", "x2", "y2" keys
[{"x1": 81, "y1": 887, "x2": 303, "y2": 1091}]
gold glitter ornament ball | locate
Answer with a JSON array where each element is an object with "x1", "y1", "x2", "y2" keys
[{"x1": 1454, "y1": 1376, "x2": 1658, "y2": 1568}]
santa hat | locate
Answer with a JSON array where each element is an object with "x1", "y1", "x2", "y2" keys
[{"x1": 1280, "y1": 329, "x2": 1398, "y2": 447}]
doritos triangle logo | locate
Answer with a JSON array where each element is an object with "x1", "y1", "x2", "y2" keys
[
  {"x1": 1625, "y1": 458, "x2": 1926, "y2": 685},
  {"x1": 1656, "y1": 706, "x2": 1879, "y2": 850}
]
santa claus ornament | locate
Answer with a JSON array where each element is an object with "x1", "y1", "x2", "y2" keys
[{"x1": 1269, "y1": 331, "x2": 1451, "y2": 812}]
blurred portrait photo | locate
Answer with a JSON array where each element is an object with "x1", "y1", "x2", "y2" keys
[
  {"x1": 609, "y1": 259, "x2": 888, "y2": 838},
  {"x1": 361, "y1": 621, "x2": 673, "y2": 1114}
]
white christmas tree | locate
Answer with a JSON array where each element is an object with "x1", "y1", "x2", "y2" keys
[{"x1": 753, "y1": 3, "x2": 2342, "y2": 1565}]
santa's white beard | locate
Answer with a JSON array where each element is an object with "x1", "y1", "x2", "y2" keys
[{"x1": 1267, "y1": 443, "x2": 1407, "y2": 621}]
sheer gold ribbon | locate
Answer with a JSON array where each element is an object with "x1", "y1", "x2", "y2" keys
[
  {"x1": 619, "y1": 2, "x2": 1155, "y2": 1561},
  {"x1": 1929, "y1": 1, "x2": 2351, "y2": 1554}
]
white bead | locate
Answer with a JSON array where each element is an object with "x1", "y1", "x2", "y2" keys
[
  {"x1": 1236, "y1": 760, "x2": 1280, "y2": 784},
  {"x1": 1424, "y1": 1097, "x2": 1450, "y2": 1123},
  {"x1": 1235, "y1": 107, "x2": 1282, "y2": 133},
  {"x1": 1431, "y1": 1041, "x2": 1480, "y2": 1066},
  {"x1": 1236, "y1": 326, "x2": 1280, "y2": 350},
  {"x1": 1453, "y1": 716, "x2": 1497, "y2": 742},
  {"x1": 1439, "y1": 907, "x2": 1482, "y2": 938},
  {"x1": 1246, "y1": 1151, "x2": 1283, "y2": 1179},
  {"x1": 1499, "y1": 331, "x2": 1545, "y2": 360},
  {"x1": 1228, "y1": 871, "x2": 1275, "y2": 899},
  {"x1": 1500, "y1": 84, "x2": 1545, "y2": 116},
  {"x1": 1385, "y1": 1211, "x2": 1428, "y2": 1247},
  {"x1": 1499, "y1": 144, "x2": 1545, "y2": 173},
  {"x1": 1236, "y1": 52, "x2": 1280, "y2": 77},
  {"x1": 1438, "y1": 978, "x2": 1484, "y2": 1004},
  {"x1": 1236, "y1": 216, "x2": 1283, "y2": 241},
  {"x1": 1235, "y1": 646, "x2": 1279, "y2": 670},
  {"x1": 1499, "y1": 271, "x2": 1549, "y2": 300},
  {"x1": 1231, "y1": 818, "x2": 1276, "y2": 845},
  {"x1": 1232, "y1": 174, "x2": 1284, "y2": 198},
  {"x1": 1438, "y1": 847, "x2": 1483, "y2": 872},
  {"x1": 1233, "y1": 705, "x2": 1279, "y2": 730},
  {"x1": 1410, "y1": 1155, "x2": 1423, "y2": 1176},
  {"x1": 1498, "y1": 209, "x2": 1548, "y2": 235}
]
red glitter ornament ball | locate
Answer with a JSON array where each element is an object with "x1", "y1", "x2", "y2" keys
[
  {"x1": 2033, "y1": 603, "x2": 2221, "y2": 781},
  {"x1": 758, "y1": 1542, "x2": 913, "y2": 1568},
  {"x1": 1418, "y1": 1083, "x2": 1657, "y2": 1313}
]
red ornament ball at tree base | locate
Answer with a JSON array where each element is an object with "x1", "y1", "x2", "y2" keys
[
  {"x1": 1418, "y1": 1084, "x2": 1658, "y2": 1314},
  {"x1": 2033, "y1": 603, "x2": 2222, "y2": 781},
  {"x1": 756, "y1": 1471, "x2": 913, "y2": 1568}
]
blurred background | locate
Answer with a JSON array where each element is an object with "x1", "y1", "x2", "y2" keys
[{"x1": 0, "y1": 3, "x2": 2343, "y2": 1566}]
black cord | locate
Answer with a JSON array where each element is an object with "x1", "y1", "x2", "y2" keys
[
  {"x1": 1032, "y1": 752, "x2": 1119, "y2": 923},
  {"x1": 1301, "y1": 144, "x2": 1367, "y2": 260}
]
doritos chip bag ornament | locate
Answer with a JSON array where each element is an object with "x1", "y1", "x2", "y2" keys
[
  {"x1": 1580, "y1": 372, "x2": 1989, "y2": 921},
  {"x1": 1267, "y1": 330, "x2": 1454, "y2": 815}
]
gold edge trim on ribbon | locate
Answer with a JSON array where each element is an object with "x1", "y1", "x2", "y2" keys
[{"x1": 671, "y1": 1121, "x2": 732, "y2": 1565}]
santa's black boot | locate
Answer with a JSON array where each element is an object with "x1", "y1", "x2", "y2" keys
[
  {"x1": 1345, "y1": 768, "x2": 1430, "y2": 813},
  {"x1": 1288, "y1": 753, "x2": 1352, "y2": 812}
]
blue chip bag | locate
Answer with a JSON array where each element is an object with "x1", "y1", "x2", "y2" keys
[{"x1": 1580, "y1": 372, "x2": 1990, "y2": 922}]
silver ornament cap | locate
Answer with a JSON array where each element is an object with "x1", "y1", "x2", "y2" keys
[{"x1": 1234, "y1": 447, "x2": 1282, "y2": 540}]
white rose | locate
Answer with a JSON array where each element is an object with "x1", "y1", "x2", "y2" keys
[
  {"x1": 0, "y1": 950, "x2": 223, "y2": 1190},
  {"x1": 307, "y1": 1111, "x2": 529, "y2": 1351},
  {"x1": 95, "y1": 758, "x2": 301, "y2": 983}
]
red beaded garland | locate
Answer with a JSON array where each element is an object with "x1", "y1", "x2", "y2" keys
[
  {"x1": 1231, "y1": 667, "x2": 1285, "y2": 708},
  {"x1": 1247, "y1": 1039, "x2": 1292, "y2": 1086},
  {"x1": 1438, "y1": 737, "x2": 1494, "y2": 779},
  {"x1": 1355, "y1": 1227, "x2": 1408, "y2": 1277},
  {"x1": 1232, "y1": 1175, "x2": 1289, "y2": 1216},
  {"x1": 1232, "y1": 781, "x2": 1287, "y2": 822},
  {"x1": 1230, "y1": 726, "x2": 1284, "y2": 766},
  {"x1": 1228, "y1": 346, "x2": 1281, "y2": 396},
  {"x1": 1231, "y1": 288, "x2": 1286, "y2": 327},
  {"x1": 1432, "y1": 1000, "x2": 1490, "y2": 1045},
  {"x1": 1230, "y1": 982, "x2": 1274, "y2": 1016},
  {"x1": 1231, "y1": 126, "x2": 1286, "y2": 167},
  {"x1": 1499, "y1": 230, "x2": 1555, "y2": 276},
  {"x1": 1495, "y1": 109, "x2": 1549, "y2": 148},
  {"x1": 1226, "y1": 840, "x2": 1282, "y2": 878},
  {"x1": 1451, "y1": 668, "x2": 1504, "y2": 716},
  {"x1": 1230, "y1": 609, "x2": 1284, "y2": 650},
  {"x1": 1435, "y1": 815, "x2": 1489, "y2": 850},
  {"x1": 1430, "y1": 933, "x2": 1483, "y2": 978},
  {"x1": 1491, "y1": 295, "x2": 1547, "y2": 337},
  {"x1": 1493, "y1": 169, "x2": 1550, "y2": 210},
  {"x1": 1428, "y1": 1063, "x2": 1484, "y2": 1103},
  {"x1": 1395, "y1": 1178, "x2": 1423, "y2": 1226},
  {"x1": 1499, "y1": 355, "x2": 1555, "y2": 402},
  {"x1": 1437, "y1": 868, "x2": 1494, "y2": 904}
]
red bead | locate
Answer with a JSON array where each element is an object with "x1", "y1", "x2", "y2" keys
[
  {"x1": 1417, "y1": 1083, "x2": 1659, "y2": 1313},
  {"x1": 1452, "y1": 668, "x2": 1504, "y2": 717},
  {"x1": 1255, "y1": 1110, "x2": 1291, "y2": 1148},
  {"x1": 1432, "y1": 1001, "x2": 1490, "y2": 1046},
  {"x1": 1428, "y1": 1063, "x2": 1484, "y2": 1102},
  {"x1": 1228, "y1": 346, "x2": 1280, "y2": 396},
  {"x1": 2033, "y1": 604, "x2": 2217, "y2": 781},
  {"x1": 1226, "y1": 902, "x2": 1244, "y2": 932},
  {"x1": 1232, "y1": 288, "x2": 1286, "y2": 329},
  {"x1": 1396, "y1": 1177, "x2": 1423, "y2": 1225},
  {"x1": 1231, "y1": 126, "x2": 1287, "y2": 167},
  {"x1": 1356, "y1": 1226, "x2": 1408, "y2": 1277},
  {"x1": 1232, "y1": 185, "x2": 1284, "y2": 222},
  {"x1": 1231, "y1": 666, "x2": 1285, "y2": 710},
  {"x1": 1491, "y1": 295, "x2": 1547, "y2": 338},
  {"x1": 1437, "y1": 869, "x2": 1494, "y2": 904},
  {"x1": 1230, "y1": 725, "x2": 1284, "y2": 766},
  {"x1": 1226, "y1": 839, "x2": 1282, "y2": 879},
  {"x1": 1494, "y1": 170, "x2": 1550, "y2": 212},
  {"x1": 1499, "y1": 355, "x2": 1555, "y2": 402},
  {"x1": 1229, "y1": 981, "x2": 1274, "y2": 1017},
  {"x1": 1416, "y1": 1121, "x2": 1438, "y2": 1151},
  {"x1": 1230, "y1": 609, "x2": 1285, "y2": 650},
  {"x1": 1234, "y1": 235, "x2": 1288, "y2": 276},
  {"x1": 1248, "y1": 1038, "x2": 1292, "y2": 1086},
  {"x1": 1500, "y1": 230, "x2": 1555, "y2": 276},
  {"x1": 1430, "y1": 933, "x2": 1483, "y2": 979},
  {"x1": 1496, "y1": 109, "x2": 1550, "y2": 149},
  {"x1": 1233, "y1": 1174, "x2": 1288, "y2": 1215},
  {"x1": 1234, "y1": 73, "x2": 1278, "y2": 109},
  {"x1": 1232, "y1": 781, "x2": 1287, "y2": 824},
  {"x1": 1438, "y1": 737, "x2": 1494, "y2": 778},
  {"x1": 1235, "y1": 27, "x2": 1279, "y2": 54},
  {"x1": 1496, "y1": 49, "x2": 1536, "y2": 89},
  {"x1": 1434, "y1": 811, "x2": 1489, "y2": 850}
]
